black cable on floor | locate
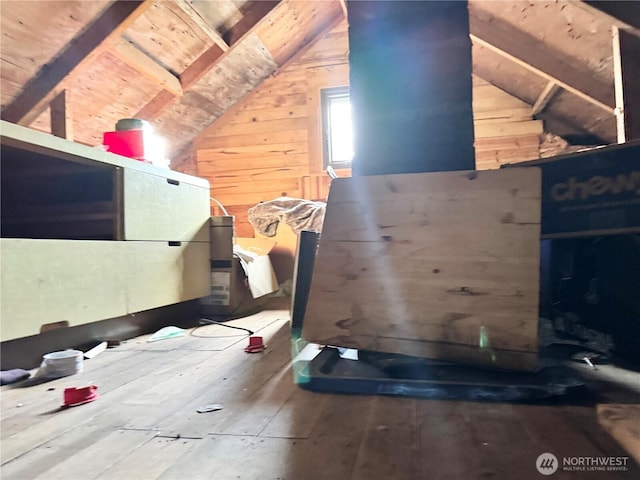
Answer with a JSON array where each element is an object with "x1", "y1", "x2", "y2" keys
[{"x1": 196, "y1": 318, "x2": 254, "y2": 336}]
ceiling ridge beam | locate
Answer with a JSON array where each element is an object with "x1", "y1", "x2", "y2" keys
[
  {"x1": 469, "y1": 11, "x2": 614, "y2": 114},
  {"x1": 1, "y1": 0, "x2": 154, "y2": 126},
  {"x1": 172, "y1": 0, "x2": 230, "y2": 52},
  {"x1": 135, "y1": 1, "x2": 281, "y2": 121},
  {"x1": 108, "y1": 40, "x2": 183, "y2": 97}
]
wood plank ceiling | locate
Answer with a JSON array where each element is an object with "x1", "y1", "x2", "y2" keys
[{"x1": 1, "y1": 0, "x2": 638, "y2": 165}]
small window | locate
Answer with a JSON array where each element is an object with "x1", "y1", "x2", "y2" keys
[{"x1": 321, "y1": 87, "x2": 353, "y2": 168}]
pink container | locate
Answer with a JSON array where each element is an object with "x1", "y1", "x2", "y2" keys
[{"x1": 103, "y1": 130, "x2": 150, "y2": 163}]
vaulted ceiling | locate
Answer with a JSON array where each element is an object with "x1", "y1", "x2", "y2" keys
[{"x1": 1, "y1": 0, "x2": 638, "y2": 165}]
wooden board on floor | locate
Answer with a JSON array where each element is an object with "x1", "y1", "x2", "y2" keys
[
  {"x1": 597, "y1": 404, "x2": 640, "y2": 464},
  {"x1": 302, "y1": 168, "x2": 542, "y2": 371}
]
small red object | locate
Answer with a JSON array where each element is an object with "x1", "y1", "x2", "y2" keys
[
  {"x1": 63, "y1": 385, "x2": 99, "y2": 407},
  {"x1": 244, "y1": 336, "x2": 266, "y2": 353},
  {"x1": 102, "y1": 130, "x2": 150, "y2": 163}
]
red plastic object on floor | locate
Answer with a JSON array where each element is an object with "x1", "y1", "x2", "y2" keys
[
  {"x1": 245, "y1": 336, "x2": 266, "y2": 353},
  {"x1": 63, "y1": 385, "x2": 99, "y2": 407},
  {"x1": 103, "y1": 130, "x2": 150, "y2": 162}
]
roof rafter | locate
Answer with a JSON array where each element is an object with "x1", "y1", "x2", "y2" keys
[
  {"x1": 223, "y1": 1, "x2": 280, "y2": 47},
  {"x1": 531, "y1": 81, "x2": 560, "y2": 117},
  {"x1": 1, "y1": 0, "x2": 154, "y2": 126},
  {"x1": 135, "y1": 1, "x2": 280, "y2": 121},
  {"x1": 108, "y1": 40, "x2": 183, "y2": 97},
  {"x1": 173, "y1": 0, "x2": 230, "y2": 52},
  {"x1": 469, "y1": 11, "x2": 615, "y2": 114}
]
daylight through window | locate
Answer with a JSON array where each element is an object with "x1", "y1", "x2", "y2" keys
[{"x1": 321, "y1": 87, "x2": 353, "y2": 167}]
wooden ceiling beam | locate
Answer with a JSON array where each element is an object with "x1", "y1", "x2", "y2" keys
[
  {"x1": 469, "y1": 12, "x2": 615, "y2": 114},
  {"x1": 531, "y1": 81, "x2": 560, "y2": 116},
  {"x1": 613, "y1": 26, "x2": 640, "y2": 142},
  {"x1": 108, "y1": 40, "x2": 183, "y2": 97},
  {"x1": 338, "y1": 0, "x2": 348, "y2": 18},
  {"x1": 50, "y1": 90, "x2": 73, "y2": 141},
  {"x1": 1, "y1": 0, "x2": 154, "y2": 126},
  {"x1": 223, "y1": 1, "x2": 280, "y2": 47},
  {"x1": 135, "y1": 1, "x2": 280, "y2": 121},
  {"x1": 173, "y1": 0, "x2": 230, "y2": 52}
]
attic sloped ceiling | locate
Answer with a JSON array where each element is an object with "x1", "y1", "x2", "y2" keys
[
  {"x1": 0, "y1": 0, "x2": 343, "y2": 162},
  {"x1": 1, "y1": 0, "x2": 638, "y2": 163}
]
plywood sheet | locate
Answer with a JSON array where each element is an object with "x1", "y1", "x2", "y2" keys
[{"x1": 302, "y1": 167, "x2": 542, "y2": 371}]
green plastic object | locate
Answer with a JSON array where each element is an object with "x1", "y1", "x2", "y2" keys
[{"x1": 147, "y1": 326, "x2": 185, "y2": 342}]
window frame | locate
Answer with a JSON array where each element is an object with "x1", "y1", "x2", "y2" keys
[{"x1": 321, "y1": 86, "x2": 353, "y2": 169}]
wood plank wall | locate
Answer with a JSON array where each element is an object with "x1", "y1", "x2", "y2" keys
[
  {"x1": 473, "y1": 76, "x2": 543, "y2": 169},
  {"x1": 194, "y1": 21, "x2": 349, "y2": 236},
  {"x1": 193, "y1": 20, "x2": 542, "y2": 237}
]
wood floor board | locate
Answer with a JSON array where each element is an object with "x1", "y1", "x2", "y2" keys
[
  {"x1": 112, "y1": 311, "x2": 284, "y2": 352},
  {"x1": 274, "y1": 394, "x2": 374, "y2": 480},
  {"x1": 0, "y1": 350, "x2": 171, "y2": 442},
  {"x1": 180, "y1": 314, "x2": 290, "y2": 351},
  {"x1": 93, "y1": 436, "x2": 200, "y2": 480},
  {"x1": 32, "y1": 429, "x2": 158, "y2": 480},
  {"x1": 597, "y1": 404, "x2": 640, "y2": 465},
  {"x1": 0, "y1": 348, "x2": 207, "y2": 464},
  {"x1": 1, "y1": 349, "x2": 141, "y2": 422},
  {"x1": 152, "y1": 319, "x2": 293, "y2": 438},
  {"x1": 350, "y1": 397, "x2": 418, "y2": 480},
  {"x1": 514, "y1": 403, "x2": 640, "y2": 479},
  {"x1": 518, "y1": 404, "x2": 614, "y2": 458},
  {"x1": 259, "y1": 388, "x2": 332, "y2": 440},
  {"x1": 457, "y1": 402, "x2": 545, "y2": 479},
  {"x1": 2, "y1": 307, "x2": 638, "y2": 479},
  {"x1": 207, "y1": 362, "x2": 298, "y2": 437},
  {"x1": 415, "y1": 400, "x2": 483, "y2": 479},
  {"x1": 156, "y1": 435, "x2": 295, "y2": 480}
]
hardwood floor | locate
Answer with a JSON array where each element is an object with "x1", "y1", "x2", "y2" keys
[{"x1": 1, "y1": 307, "x2": 638, "y2": 479}]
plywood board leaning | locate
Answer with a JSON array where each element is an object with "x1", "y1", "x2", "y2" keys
[{"x1": 302, "y1": 167, "x2": 541, "y2": 371}]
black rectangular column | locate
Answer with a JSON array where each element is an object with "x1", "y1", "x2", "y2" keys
[{"x1": 348, "y1": 1, "x2": 475, "y2": 175}]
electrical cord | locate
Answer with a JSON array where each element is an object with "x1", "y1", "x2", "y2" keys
[
  {"x1": 196, "y1": 318, "x2": 254, "y2": 336},
  {"x1": 190, "y1": 287, "x2": 254, "y2": 337},
  {"x1": 210, "y1": 196, "x2": 230, "y2": 216}
]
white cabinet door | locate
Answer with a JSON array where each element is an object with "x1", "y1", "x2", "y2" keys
[
  {"x1": 124, "y1": 241, "x2": 210, "y2": 313},
  {"x1": 123, "y1": 168, "x2": 210, "y2": 242},
  {"x1": 0, "y1": 239, "x2": 128, "y2": 341}
]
